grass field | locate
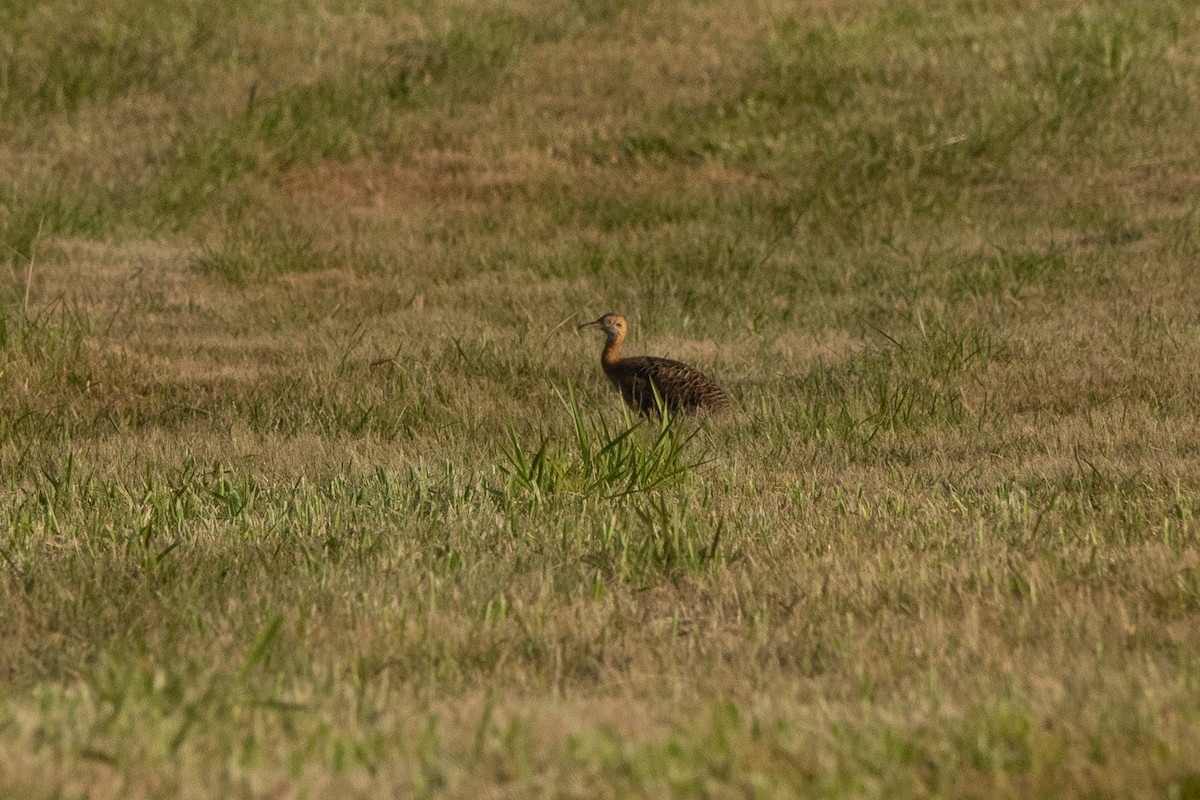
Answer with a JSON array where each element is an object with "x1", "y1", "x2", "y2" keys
[{"x1": 3, "y1": 0, "x2": 1200, "y2": 796}]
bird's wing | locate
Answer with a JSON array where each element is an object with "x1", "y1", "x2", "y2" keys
[{"x1": 617, "y1": 356, "x2": 731, "y2": 413}]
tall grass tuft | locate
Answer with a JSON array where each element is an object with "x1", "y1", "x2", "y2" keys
[{"x1": 496, "y1": 383, "x2": 705, "y2": 507}]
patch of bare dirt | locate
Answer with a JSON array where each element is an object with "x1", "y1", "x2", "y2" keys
[{"x1": 278, "y1": 150, "x2": 555, "y2": 215}]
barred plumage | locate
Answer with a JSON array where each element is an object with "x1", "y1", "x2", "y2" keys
[{"x1": 579, "y1": 313, "x2": 731, "y2": 417}]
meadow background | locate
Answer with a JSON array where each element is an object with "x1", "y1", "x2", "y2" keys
[{"x1": 2, "y1": 0, "x2": 1200, "y2": 796}]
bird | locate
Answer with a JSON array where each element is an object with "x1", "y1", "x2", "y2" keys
[{"x1": 578, "y1": 312, "x2": 731, "y2": 417}]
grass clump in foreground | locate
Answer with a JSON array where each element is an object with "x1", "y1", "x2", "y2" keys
[{"x1": 2, "y1": 0, "x2": 1200, "y2": 797}]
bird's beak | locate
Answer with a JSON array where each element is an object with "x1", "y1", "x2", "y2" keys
[{"x1": 578, "y1": 318, "x2": 602, "y2": 331}]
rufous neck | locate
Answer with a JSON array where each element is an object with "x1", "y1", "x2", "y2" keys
[{"x1": 601, "y1": 331, "x2": 623, "y2": 366}]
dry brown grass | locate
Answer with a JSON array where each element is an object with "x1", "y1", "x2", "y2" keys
[{"x1": 2, "y1": 0, "x2": 1200, "y2": 797}]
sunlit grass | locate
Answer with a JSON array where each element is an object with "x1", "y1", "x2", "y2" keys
[{"x1": 2, "y1": 0, "x2": 1200, "y2": 797}]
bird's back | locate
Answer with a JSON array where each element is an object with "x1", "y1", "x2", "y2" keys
[{"x1": 606, "y1": 355, "x2": 731, "y2": 417}]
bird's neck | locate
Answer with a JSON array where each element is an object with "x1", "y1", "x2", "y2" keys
[{"x1": 601, "y1": 332, "x2": 624, "y2": 368}]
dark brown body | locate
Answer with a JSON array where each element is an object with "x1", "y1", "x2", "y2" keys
[{"x1": 580, "y1": 313, "x2": 731, "y2": 417}]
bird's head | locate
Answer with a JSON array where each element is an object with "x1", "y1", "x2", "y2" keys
[{"x1": 578, "y1": 312, "x2": 627, "y2": 341}]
